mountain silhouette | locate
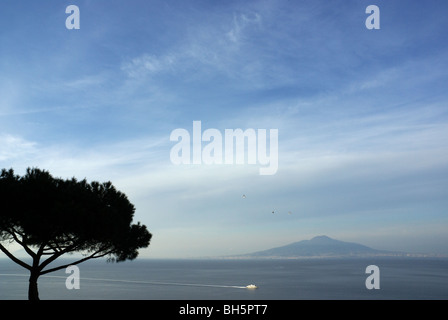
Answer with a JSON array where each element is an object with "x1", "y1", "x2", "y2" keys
[{"x1": 243, "y1": 235, "x2": 390, "y2": 258}]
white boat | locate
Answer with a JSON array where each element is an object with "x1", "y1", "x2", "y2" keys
[{"x1": 246, "y1": 284, "x2": 258, "y2": 289}]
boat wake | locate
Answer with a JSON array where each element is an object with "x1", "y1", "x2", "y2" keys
[{"x1": 0, "y1": 274, "x2": 255, "y2": 290}]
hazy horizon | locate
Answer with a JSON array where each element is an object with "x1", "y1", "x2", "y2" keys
[
  {"x1": 1, "y1": 0, "x2": 447, "y2": 259},
  {"x1": 2, "y1": 233, "x2": 447, "y2": 261}
]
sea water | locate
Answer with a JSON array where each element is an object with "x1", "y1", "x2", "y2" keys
[{"x1": 0, "y1": 257, "x2": 447, "y2": 300}]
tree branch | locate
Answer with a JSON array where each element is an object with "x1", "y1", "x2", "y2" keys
[
  {"x1": 38, "y1": 243, "x2": 79, "y2": 272},
  {"x1": 7, "y1": 228, "x2": 37, "y2": 259},
  {"x1": 0, "y1": 242, "x2": 31, "y2": 271},
  {"x1": 40, "y1": 248, "x2": 114, "y2": 275}
]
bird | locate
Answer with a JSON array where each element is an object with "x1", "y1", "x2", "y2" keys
[{"x1": 242, "y1": 194, "x2": 246, "y2": 199}]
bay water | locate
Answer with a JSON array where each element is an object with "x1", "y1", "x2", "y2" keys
[{"x1": 1, "y1": 257, "x2": 447, "y2": 300}]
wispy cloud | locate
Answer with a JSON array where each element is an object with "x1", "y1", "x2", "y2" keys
[
  {"x1": 119, "y1": 9, "x2": 268, "y2": 87},
  {"x1": 121, "y1": 54, "x2": 177, "y2": 78},
  {"x1": 226, "y1": 12, "x2": 262, "y2": 44},
  {"x1": 0, "y1": 134, "x2": 37, "y2": 162}
]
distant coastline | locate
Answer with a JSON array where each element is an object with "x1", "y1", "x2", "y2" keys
[
  {"x1": 217, "y1": 235, "x2": 448, "y2": 260},
  {"x1": 218, "y1": 253, "x2": 448, "y2": 260}
]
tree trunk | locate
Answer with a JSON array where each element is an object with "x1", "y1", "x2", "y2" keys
[{"x1": 28, "y1": 270, "x2": 40, "y2": 300}]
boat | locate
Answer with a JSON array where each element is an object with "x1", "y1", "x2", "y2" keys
[{"x1": 246, "y1": 284, "x2": 258, "y2": 289}]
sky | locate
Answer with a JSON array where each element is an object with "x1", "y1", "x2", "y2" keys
[{"x1": 0, "y1": 0, "x2": 447, "y2": 258}]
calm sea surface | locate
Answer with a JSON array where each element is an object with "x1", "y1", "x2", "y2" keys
[{"x1": 0, "y1": 257, "x2": 447, "y2": 300}]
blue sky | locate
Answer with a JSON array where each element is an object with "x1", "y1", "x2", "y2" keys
[{"x1": 1, "y1": 0, "x2": 447, "y2": 258}]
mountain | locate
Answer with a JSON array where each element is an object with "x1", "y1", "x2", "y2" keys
[{"x1": 239, "y1": 235, "x2": 394, "y2": 258}]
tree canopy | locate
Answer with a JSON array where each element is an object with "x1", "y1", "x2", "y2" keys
[{"x1": 0, "y1": 168, "x2": 152, "y2": 300}]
